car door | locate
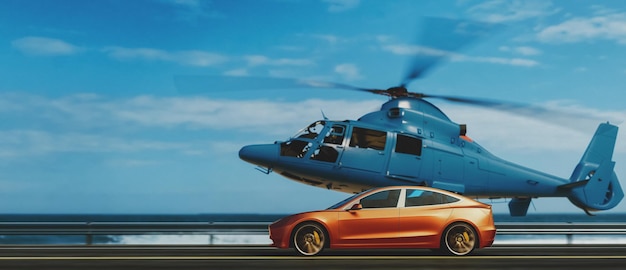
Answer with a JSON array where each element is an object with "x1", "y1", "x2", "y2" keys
[
  {"x1": 397, "y1": 189, "x2": 455, "y2": 246},
  {"x1": 336, "y1": 189, "x2": 400, "y2": 247}
]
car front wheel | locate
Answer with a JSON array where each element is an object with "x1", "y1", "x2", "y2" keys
[
  {"x1": 441, "y1": 222, "x2": 477, "y2": 256},
  {"x1": 293, "y1": 222, "x2": 326, "y2": 256}
]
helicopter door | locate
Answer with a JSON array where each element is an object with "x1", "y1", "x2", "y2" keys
[
  {"x1": 339, "y1": 127, "x2": 389, "y2": 173},
  {"x1": 387, "y1": 134, "x2": 422, "y2": 182}
]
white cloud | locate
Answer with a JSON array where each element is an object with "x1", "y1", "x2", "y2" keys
[
  {"x1": 103, "y1": 47, "x2": 228, "y2": 66},
  {"x1": 537, "y1": 13, "x2": 626, "y2": 44},
  {"x1": 334, "y1": 63, "x2": 362, "y2": 81},
  {"x1": 499, "y1": 46, "x2": 542, "y2": 56},
  {"x1": 3, "y1": 93, "x2": 625, "y2": 157},
  {"x1": 0, "y1": 93, "x2": 379, "y2": 136},
  {"x1": 322, "y1": 0, "x2": 360, "y2": 12},
  {"x1": 310, "y1": 34, "x2": 342, "y2": 44},
  {"x1": 223, "y1": 68, "x2": 249, "y2": 76},
  {"x1": 169, "y1": 0, "x2": 201, "y2": 7},
  {"x1": 108, "y1": 96, "x2": 379, "y2": 135},
  {"x1": 0, "y1": 130, "x2": 188, "y2": 158},
  {"x1": 439, "y1": 101, "x2": 626, "y2": 153},
  {"x1": 106, "y1": 159, "x2": 164, "y2": 167},
  {"x1": 160, "y1": 0, "x2": 223, "y2": 20},
  {"x1": 382, "y1": 44, "x2": 448, "y2": 57},
  {"x1": 451, "y1": 55, "x2": 539, "y2": 67},
  {"x1": 244, "y1": 55, "x2": 314, "y2": 67},
  {"x1": 12, "y1": 36, "x2": 81, "y2": 56},
  {"x1": 575, "y1": 67, "x2": 588, "y2": 72},
  {"x1": 382, "y1": 44, "x2": 539, "y2": 67},
  {"x1": 176, "y1": 50, "x2": 228, "y2": 66},
  {"x1": 465, "y1": 0, "x2": 560, "y2": 23}
]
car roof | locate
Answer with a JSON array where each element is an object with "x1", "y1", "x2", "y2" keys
[{"x1": 362, "y1": 185, "x2": 468, "y2": 200}]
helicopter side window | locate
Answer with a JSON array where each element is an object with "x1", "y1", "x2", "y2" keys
[
  {"x1": 349, "y1": 127, "x2": 386, "y2": 150},
  {"x1": 395, "y1": 134, "x2": 422, "y2": 156},
  {"x1": 323, "y1": 125, "x2": 345, "y2": 145}
]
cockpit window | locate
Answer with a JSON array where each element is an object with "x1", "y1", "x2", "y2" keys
[
  {"x1": 280, "y1": 140, "x2": 311, "y2": 158},
  {"x1": 310, "y1": 145, "x2": 338, "y2": 162},
  {"x1": 323, "y1": 125, "x2": 345, "y2": 145},
  {"x1": 293, "y1": 121, "x2": 325, "y2": 140}
]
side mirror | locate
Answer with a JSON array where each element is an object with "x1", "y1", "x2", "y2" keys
[{"x1": 348, "y1": 203, "x2": 362, "y2": 211}]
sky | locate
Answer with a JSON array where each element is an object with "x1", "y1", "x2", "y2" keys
[{"x1": 1, "y1": 0, "x2": 626, "y2": 215}]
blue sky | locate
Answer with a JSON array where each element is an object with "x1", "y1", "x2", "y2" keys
[{"x1": 1, "y1": 0, "x2": 626, "y2": 215}]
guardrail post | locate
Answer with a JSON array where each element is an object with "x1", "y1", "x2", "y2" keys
[
  {"x1": 566, "y1": 233, "x2": 573, "y2": 245},
  {"x1": 86, "y1": 222, "x2": 93, "y2": 246}
]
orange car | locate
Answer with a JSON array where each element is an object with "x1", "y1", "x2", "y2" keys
[{"x1": 269, "y1": 186, "x2": 495, "y2": 256}]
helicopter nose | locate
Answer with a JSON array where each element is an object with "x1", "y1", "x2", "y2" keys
[{"x1": 239, "y1": 143, "x2": 279, "y2": 168}]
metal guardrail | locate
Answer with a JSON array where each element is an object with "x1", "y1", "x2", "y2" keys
[
  {"x1": 496, "y1": 222, "x2": 626, "y2": 245},
  {"x1": 0, "y1": 222, "x2": 269, "y2": 245},
  {"x1": 496, "y1": 222, "x2": 626, "y2": 235},
  {"x1": 0, "y1": 222, "x2": 625, "y2": 245},
  {"x1": 0, "y1": 222, "x2": 269, "y2": 235}
]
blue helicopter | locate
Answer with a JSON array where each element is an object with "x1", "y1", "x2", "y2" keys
[
  {"x1": 234, "y1": 18, "x2": 624, "y2": 217},
  {"x1": 239, "y1": 90, "x2": 623, "y2": 216},
  {"x1": 177, "y1": 18, "x2": 624, "y2": 216}
]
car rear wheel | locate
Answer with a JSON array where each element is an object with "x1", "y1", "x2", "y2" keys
[
  {"x1": 441, "y1": 222, "x2": 477, "y2": 256},
  {"x1": 293, "y1": 222, "x2": 326, "y2": 256}
]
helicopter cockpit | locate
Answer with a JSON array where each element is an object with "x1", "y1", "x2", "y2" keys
[
  {"x1": 279, "y1": 121, "x2": 347, "y2": 163},
  {"x1": 279, "y1": 121, "x2": 323, "y2": 159}
]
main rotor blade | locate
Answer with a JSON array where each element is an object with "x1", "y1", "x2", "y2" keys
[
  {"x1": 423, "y1": 93, "x2": 621, "y2": 131},
  {"x1": 401, "y1": 17, "x2": 503, "y2": 87},
  {"x1": 174, "y1": 75, "x2": 384, "y2": 95}
]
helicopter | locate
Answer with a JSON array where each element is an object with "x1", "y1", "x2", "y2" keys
[{"x1": 180, "y1": 18, "x2": 624, "y2": 216}]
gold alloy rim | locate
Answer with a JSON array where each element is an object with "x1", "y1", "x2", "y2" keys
[
  {"x1": 294, "y1": 224, "x2": 325, "y2": 256},
  {"x1": 445, "y1": 223, "x2": 476, "y2": 256}
]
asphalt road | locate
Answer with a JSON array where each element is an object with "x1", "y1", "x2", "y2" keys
[{"x1": 0, "y1": 245, "x2": 625, "y2": 270}]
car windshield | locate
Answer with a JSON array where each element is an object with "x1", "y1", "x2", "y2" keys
[
  {"x1": 326, "y1": 194, "x2": 359, "y2": 209},
  {"x1": 326, "y1": 189, "x2": 373, "y2": 209}
]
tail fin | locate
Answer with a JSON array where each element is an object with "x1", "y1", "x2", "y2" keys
[{"x1": 564, "y1": 123, "x2": 624, "y2": 213}]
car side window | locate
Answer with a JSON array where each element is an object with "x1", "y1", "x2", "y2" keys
[
  {"x1": 405, "y1": 189, "x2": 459, "y2": 207},
  {"x1": 360, "y1": 189, "x2": 400, "y2": 209}
]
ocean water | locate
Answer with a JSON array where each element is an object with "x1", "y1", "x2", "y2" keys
[{"x1": 0, "y1": 213, "x2": 624, "y2": 245}]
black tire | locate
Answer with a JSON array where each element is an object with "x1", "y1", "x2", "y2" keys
[
  {"x1": 292, "y1": 222, "x2": 326, "y2": 256},
  {"x1": 440, "y1": 222, "x2": 477, "y2": 256}
]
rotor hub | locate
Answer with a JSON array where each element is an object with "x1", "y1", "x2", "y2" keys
[{"x1": 386, "y1": 86, "x2": 409, "y2": 98}]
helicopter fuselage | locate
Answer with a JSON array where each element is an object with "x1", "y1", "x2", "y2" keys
[{"x1": 239, "y1": 98, "x2": 623, "y2": 216}]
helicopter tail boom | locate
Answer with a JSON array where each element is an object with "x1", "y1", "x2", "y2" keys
[{"x1": 563, "y1": 123, "x2": 624, "y2": 213}]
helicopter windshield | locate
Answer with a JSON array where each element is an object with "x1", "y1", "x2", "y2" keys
[{"x1": 293, "y1": 121, "x2": 325, "y2": 140}]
